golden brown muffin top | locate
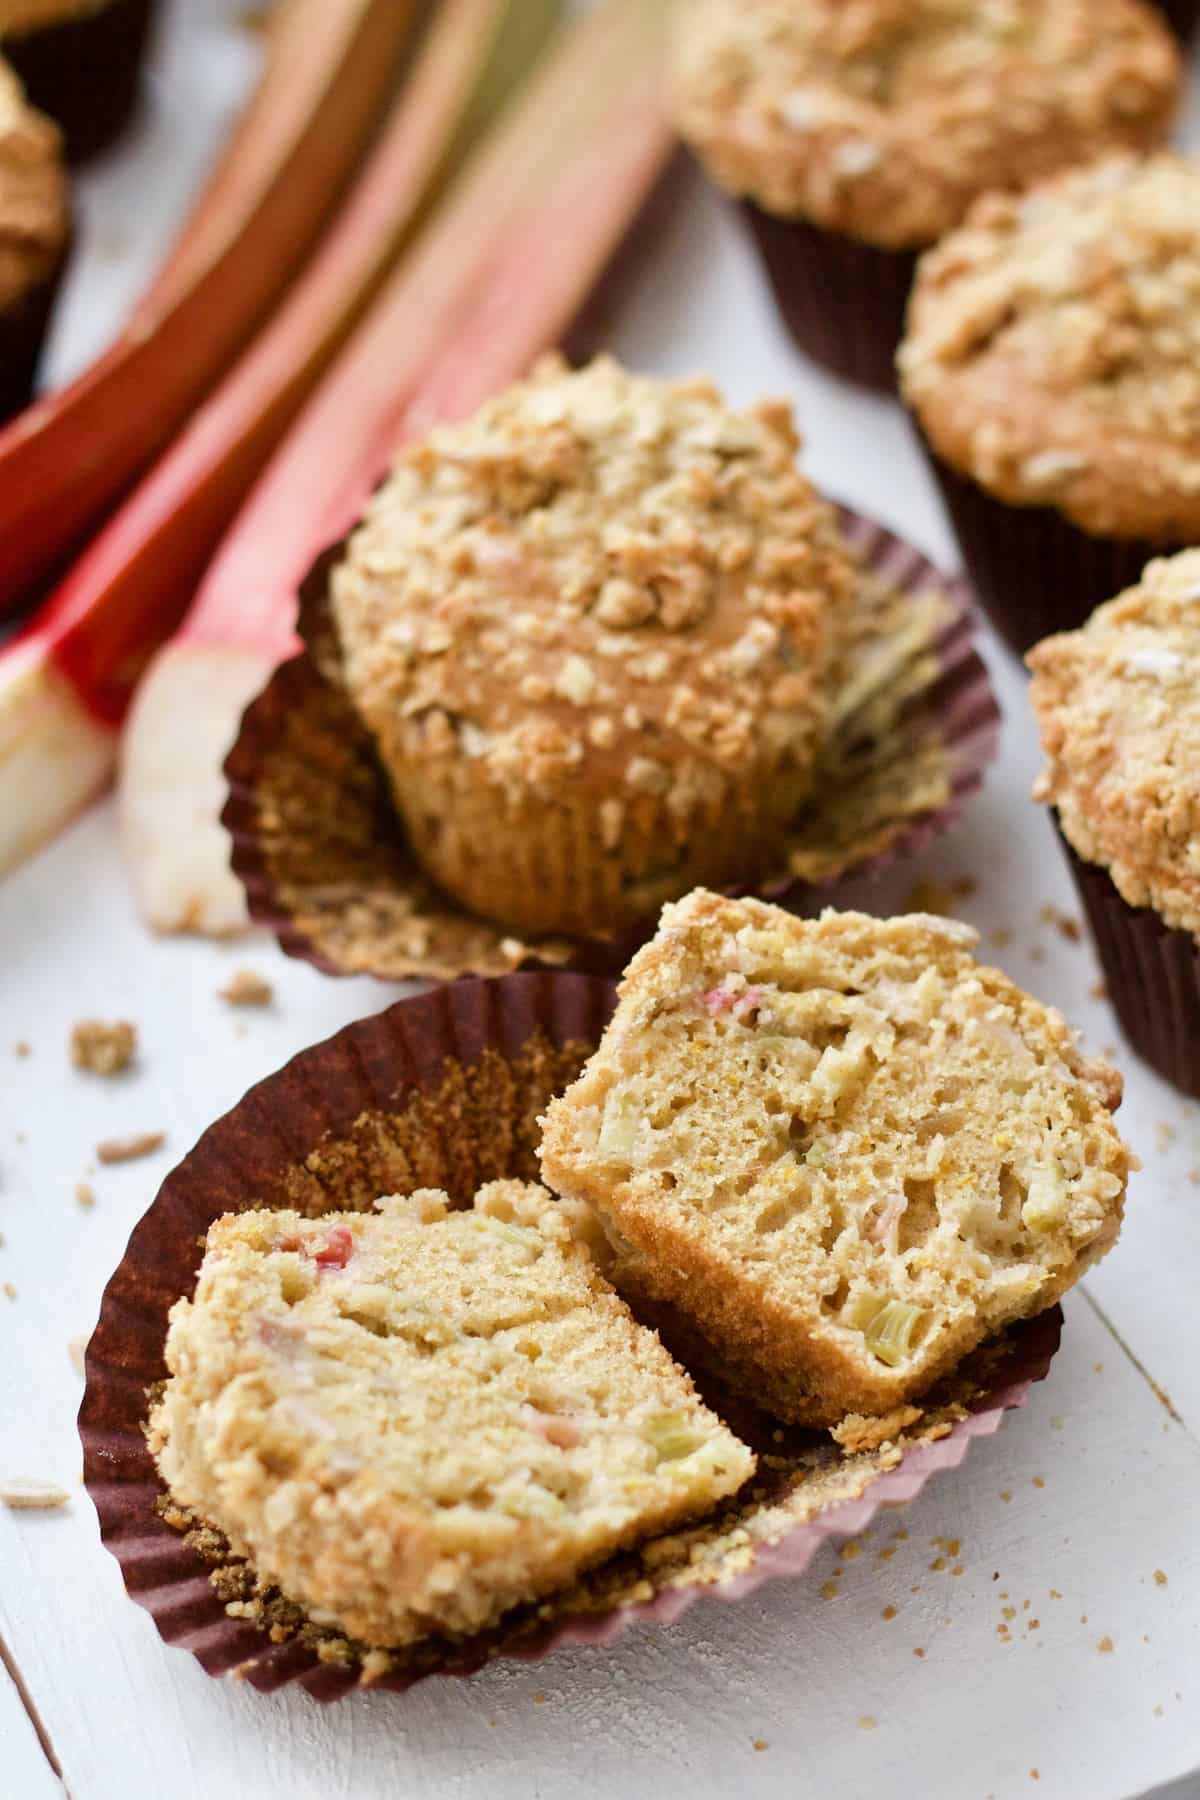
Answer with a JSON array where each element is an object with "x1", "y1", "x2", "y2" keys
[
  {"x1": 1029, "y1": 549, "x2": 1200, "y2": 939},
  {"x1": 331, "y1": 355, "x2": 853, "y2": 805},
  {"x1": 901, "y1": 156, "x2": 1200, "y2": 540},
  {"x1": 670, "y1": 0, "x2": 1179, "y2": 250},
  {"x1": 0, "y1": 58, "x2": 67, "y2": 309}
]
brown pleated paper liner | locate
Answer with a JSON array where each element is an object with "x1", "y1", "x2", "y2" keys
[
  {"x1": 222, "y1": 504, "x2": 1000, "y2": 983},
  {"x1": 1055, "y1": 825, "x2": 1200, "y2": 1098},
  {"x1": 741, "y1": 202, "x2": 917, "y2": 394},
  {"x1": 80, "y1": 974, "x2": 1061, "y2": 1703}
]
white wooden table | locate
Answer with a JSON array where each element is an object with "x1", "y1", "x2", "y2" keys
[{"x1": 3, "y1": 6, "x2": 1200, "y2": 1796}]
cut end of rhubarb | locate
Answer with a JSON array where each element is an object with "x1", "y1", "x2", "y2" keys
[
  {"x1": 0, "y1": 642, "x2": 115, "y2": 875},
  {"x1": 118, "y1": 642, "x2": 277, "y2": 935}
]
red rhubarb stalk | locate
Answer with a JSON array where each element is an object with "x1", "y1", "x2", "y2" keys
[
  {"x1": 0, "y1": 0, "x2": 421, "y2": 616},
  {"x1": 119, "y1": 0, "x2": 672, "y2": 934},
  {"x1": 0, "y1": 0, "x2": 560, "y2": 881}
]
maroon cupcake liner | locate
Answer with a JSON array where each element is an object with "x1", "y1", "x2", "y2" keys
[
  {"x1": 0, "y1": 240, "x2": 70, "y2": 423},
  {"x1": 4, "y1": 0, "x2": 158, "y2": 161},
  {"x1": 79, "y1": 973, "x2": 1062, "y2": 1701},
  {"x1": 923, "y1": 443, "x2": 1167, "y2": 657},
  {"x1": 741, "y1": 201, "x2": 916, "y2": 393},
  {"x1": 1055, "y1": 823, "x2": 1200, "y2": 1097},
  {"x1": 221, "y1": 502, "x2": 1000, "y2": 984}
]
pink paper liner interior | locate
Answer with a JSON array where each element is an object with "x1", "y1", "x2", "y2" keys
[
  {"x1": 222, "y1": 501, "x2": 1000, "y2": 982},
  {"x1": 81, "y1": 974, "x2": 1059, "y2": 1703}
]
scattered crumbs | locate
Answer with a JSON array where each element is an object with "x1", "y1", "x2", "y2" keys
[
  {"x1": 1154, "y1": 1569, "x2": 1168, "y2": 1587},
  {"x1": 70, "y1": 1019, "x2": 137, "y2": 1076},
  {"x1": 1093, "y1": 1362, "x2": 1104, "y2": 1373},
  {"x1": 881, "y1": 1605, "x2": 897, "y2": 1622},
  {"x1": 930, "y1": 1557, "x2": 948, "y2": 1572},
  {"x1": 820, "y1": 1579, "x2": 839, "y2": 1601},
  {"x1": 75, "y1": 1181, "x2": 96, "y2": 1210},
  {"x1": 13, "y1": 1040, "x2": 30, "y2": 1058},
  {"x1": 0, "y1": 1477, "x2": 70, "y2": 1510},
  {"x1": 487, "y1": 1719, "x2": 497, "y2": 1729},
  {"x1": 1000, "y1": 1490, "x2": 1013, "y2": 1503},
  {"x1": 1032, "y1": 1476, "x2": 1045, "y2": 1489},
  {"x1": 989, "y1": 926, "x2": 1013, "y2": 948},
  {"x1": 858, "y1": 1717, "x2": 877, "y2": 1732},
  {"x1": 893, "y1": 1529, "x2": 909, "y2": 1542},
  {"x1": 1028, "y1": 1619, "x2": 1040, "y2": 1632},
  {"x1": 951, "y1": 1565, "x2": 964, "y2": 1578},
  {"x1": 219, "y1": 969, "x2": 274, "y2": 1008},
  {"x1": 1038, "y1": 905, "x2": 1081, "y2": 944},
  {"x1": 68, "y1": 1336, "x2": 87, "y2": 1376},
  {"x1": 1155, "y1": 1121, "x2": 1177, "y2": 1152},
  {"x1": 96, "y1": 1132, "x2": 165, "y2": 1165},
  {"x1": 752, "y1": 1740, "x2": 768, "y2": 1753},
  {"x1": 841, "y1": 1540, "x2": 863, "y2": 1562},
  {"x1": 1022, "y1": 1600, "x2": 1031, "y2": 1613},
  {"x1": 1030, "y1": 1772, "x2": 1040, "y2": 1784},
  {"x1": 1050, "y1": 1589, "x2": 1063, "y2": 1600},
  {"x1": 531, "y1": 1692, "x2": 546, "y2": 1705},
  {"x1": 932, "y1": 1536, "x2": 961, "y2": 1556},
  {"x1": 1102, "y1": 1044, "x2": 1118, "y2": 1061},
  {"x1": 3, "y1": 1282, "x2": 16, "y2": 1300},
  {"x1": 1002, "y1": 1606, "x2": 1017, "y2": 1622},
  {"x1": 1098, "y1": 1637, "x2": 1114, "y2": 1654},
  {"x1": 1081, "y1": 1615, "x2": 1088, "y2": 1625},
  {"x1": 1142, "y1": 1635, "x2": 1150, "y2": 1645},
  {"x1": 1089, "y1": 981, "x2": 1109, "y2": 1001},
  {"x1": 1029, "y1": 944, "x2": 1046, "y2": 963},
  {"x1": 1154, "y1": 1706, "x2": 1164, "y2": 1718},
  {"x1": 1188, "y1": 1167, "x2": 1200, "y2": 1188},
  {"x1": 878, "y1": 1546, "x2": 897, "y2": 1562},
  {"x1": 912, "y1": 1647, "x2": 925, "y2": 1659}
]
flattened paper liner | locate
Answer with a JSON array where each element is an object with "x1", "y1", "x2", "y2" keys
[
  {"x1": 80, "y1": 974, "x2": 1060, "y2": 1703},
  {"x1": 222, "y1": 504, "x2": 1000, "y2": 981},
  {"x1": 1055, "y1": 823, "x2": 1200, "y2": 1098}
]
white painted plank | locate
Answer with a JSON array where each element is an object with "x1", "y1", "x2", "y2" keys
[{"x1": 0, "y1": 1642, "x2": 62, "y2": 1798}]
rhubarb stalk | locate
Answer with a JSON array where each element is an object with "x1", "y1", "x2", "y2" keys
[
  {"x1": 119, "y1": 0, "x2": 672, "y2": 934},
  {"x1": 0, "y1": 0, "x2": 560, "y2": 882},
  {"x1": 0, "y1": 0, "x2": 421, "y2": 616}
]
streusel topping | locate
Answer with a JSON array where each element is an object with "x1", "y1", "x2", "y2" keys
[
  {"x1": 670, "y1": 0, "x2": 1179, "y2": 250},
  {"x1": 0, "y1": 57, "x2": 67, "y2": 308},
  {"x1": 331, "y1": 355, "x2": 851, "y2": 802},
  {"x1": 1029, "y1": 549, "x2": 1200, "y2": 939},
  {"x1": 901, "y1": 156, "x2": 1200, "y2": 540}
]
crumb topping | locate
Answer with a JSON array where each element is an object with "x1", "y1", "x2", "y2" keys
[
  {"x1": 901, "y1": 155, "x2": 1200, "y2": 538},
  {"x1": 331, "y1": 355, "x2": 850, "y2": 804},
  {"x1": 1029, "y1": 548, "x2": 1200, "y2": 938},
  {"x1": 670, "y1": 0, "x2": 1179, "y2": 249},
  {"x1": 70, "y1": 1018, "x2": 136, "y2": 1075},
  {"x1": 218, "y1": 969, "x2": 274, "y2": 1008},
  {"x1": 95, "y1": 1130, "x2": 165, "y2": 1164},
  {"x1": 0, "y1": 57, "x2": 67, "y2": 307}
]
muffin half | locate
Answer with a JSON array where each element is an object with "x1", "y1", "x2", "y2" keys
[
  {"x1": 541, "y1": 891, "x2": 1133, "y2": 1426},
  {"x1": 0, "y1": 0, "x2": 157, "y2": 159},
  {"x1": 0, "y1": 55, "x2": 68, "y2": 420},
  {"x1": 330, "y1": 355, "x2": 854, "y2": 939}
]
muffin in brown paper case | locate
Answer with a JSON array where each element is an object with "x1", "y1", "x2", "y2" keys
[
  {"x1": 80, "y1": 973, "x2": 1062, "y2": 1701},
  {"x1": 222, "y1": 502, "x2": 1000, "y2": 984},
  {"x1": 2, "y1": 0, "x2": 158, "y2": 160},
  {"x1": 672, "y1": 0, "x2": 1180, "y2": 389},
  {"x1": 902, "y1": 155, "x2": 1200, "y2": 656}
]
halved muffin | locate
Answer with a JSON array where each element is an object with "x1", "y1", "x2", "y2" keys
[
  {"x1": 149, "y1": 1180, "x2": 754, "y2": 1649},
  {"x1": 540, "y1": 891, "x2": 1133, "y2": 1426},
  {"x1": 0, "y1": 55, "x2": 69, "y2": 420},
  {"x1": 0, "y1": 0, "x2": 157, "y2": 159}
]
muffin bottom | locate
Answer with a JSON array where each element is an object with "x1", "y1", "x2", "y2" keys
[
  {"x1": 924, "y1": 446, "x2": 1168, "y2": 656},
  {"x1": 741, "y1": 202, "x2": 916, "y2": 394},
  {"x1": 3, "y1": 0, "x2": 157, "y2": 159},
  {"x1": 1056, "y1": 822, "x2": 1200, "y2": 1098},
  {"x1": 0, "y1": 246, "x2": 70, "y2": 423}
]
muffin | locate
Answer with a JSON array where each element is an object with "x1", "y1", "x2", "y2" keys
[
  {"x1": 329, "y1": 355, "x2": 854, "y2": 941},
  {"x1": 0, "y1": 56, "x2": 68, "y2": 421},
  {"x1": 0, "y1": 0, "x2": 157, "y2": 159},
  {"x1": 1029, "y1": 550, "x2": 1200, "y2": 1095},
  {"x1": 150, "y1": 1180, "x2": 754, "y2": 1650},
  {"x1": 670, "y1": 0, "x2": 1180, "y2": 391},
  {"x1": 541, "y1": 890, "x2": 1132, "y2": 1427},
  {"x1": 901, "y1": 154, "x2": 1200, "y2": 654}
]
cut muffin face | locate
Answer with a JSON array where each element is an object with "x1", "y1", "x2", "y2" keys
[
  {"x1": 150, "y1": 1180, "x2": 754, "y2": 1650},
  {"x1": 540, "y1": 891, "x2": 1133, "y2": 1426}
]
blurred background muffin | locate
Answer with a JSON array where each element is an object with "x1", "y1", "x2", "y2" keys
[
  {"x1": 671, "y1": 0, "x2": 1181, "y2": 391},
  {"x1": 1028, "y1": 549, "x2": 1200, "y2": 1096},
  {"x1": 0, "y1": 0, "x2": 158, "y2": 159},
  {"x1": 901, "y1": 154, "x2": 1200, "y2": 654},
  {"x1": 329, "y1": 355, "x2": 855, "y2": 941},
  {"x1": 0, "y1": 55, "x2": 68, "y2": 421}
]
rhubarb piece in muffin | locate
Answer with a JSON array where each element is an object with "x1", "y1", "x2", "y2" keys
[
  {"x1": 150, "y1": 1181, "x2": 754, "y2": 1650},
  {"x1": 0, "y1": 55, "x2": 68, "y2": 419},
  {"x1": 901, "y1": 154, "x2": 1200, "y2": 652},
  {"x1": 0, "y1": 0, "x2": 158, "y2": 159},
  {"x1": 329, "y1": 355, "x2": 853, "y2": 940},
  {"x1": 1029, "y1": 550, "x2": 1200, "y2": 1093},
  {"x1": 541, "y1": 891, "x2": 1133, "y2": 1427},
  {"x1": 671, "y1": 0, "x2": 1180, "y2": 389}
]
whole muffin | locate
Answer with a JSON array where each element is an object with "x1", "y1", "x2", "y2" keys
[
  {"x1": 671, "y1": 0, "x2": 1180, "y2": 390},
  {"x1": 901, "y1": 154, "x2": 1200, "y2": 653},
  {"x1": 330, "y1": 356, "x2": 854, "y2": 941},
  {"x1": 1029, "y1": 549, "x2": 1200, "y2": 1094},
  {"x1": 0, "y1": 55, "x2": 68, "y2": 421},
  {"x1": 0, "y1": 0, "x2": 157, "y2": 159}
]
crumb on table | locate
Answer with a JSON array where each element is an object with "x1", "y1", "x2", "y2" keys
[
  {"x1": 71, "y1": 1020, "x2": 137, "y2": 1076},
  {"x1": 0, "y1": 1478, "x2": 70, "y2": 1511},
  {"x1": 95, "y1": 1131, "x2": 165, "y2": 1165},
  {"x1": 218, "y1": 969, "x2": 274, "y2": 1008},
  {"x1": 75, "y1": 1181, "x2": 96, "y2": 1209}
]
